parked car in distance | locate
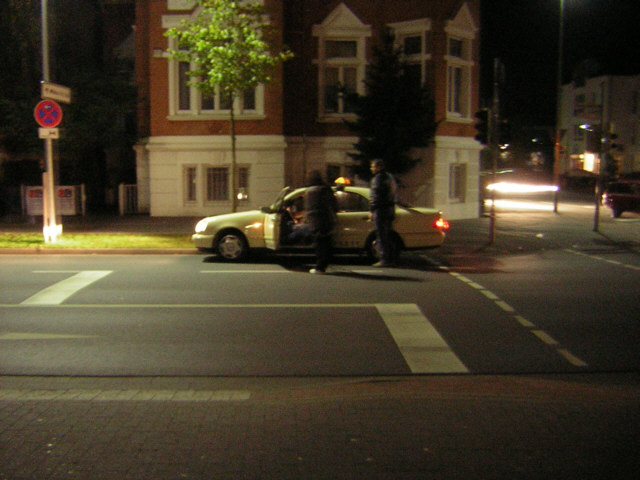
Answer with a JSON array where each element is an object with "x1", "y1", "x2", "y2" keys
[
  {"x1": 602, "y1": 179, "x2": 640, "y2": 218},
  {"x1": 192, "y1": 185, "x2": 449, "y2": 261}
]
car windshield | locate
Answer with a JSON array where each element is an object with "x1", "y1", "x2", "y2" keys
[{"x1": 268, "y1": 187, "x2": 291, "y2": 212}]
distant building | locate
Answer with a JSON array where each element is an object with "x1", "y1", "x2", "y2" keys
[
  {"x1": 556, "y1": 74, "x2": 640, "y2": 185},
  {"x1": 134, "y1": 0, "x2": 482, "y2": 219}
]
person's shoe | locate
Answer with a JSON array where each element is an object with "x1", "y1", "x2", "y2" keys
[
  {"x1": 372, "y1": 261, "x2": 394, "y2": 268},
  {"x1": 309, "y1": 268, "x2": 325, "y2": 274}
]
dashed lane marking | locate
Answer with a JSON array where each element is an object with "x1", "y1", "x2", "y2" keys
[{"x1": 427, "y1": 262, "x2": 588, "y2": 369}]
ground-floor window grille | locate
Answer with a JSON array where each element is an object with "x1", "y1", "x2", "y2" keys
[
  {"x1": 184, "y1": 166, "x2": 197, "y2": 203},
  {"x1": 206, "y1": 167, "x2": 229, "y2": 202}
]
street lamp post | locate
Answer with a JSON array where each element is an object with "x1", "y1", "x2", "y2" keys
[
  {"x1": 554, "y1": 0, "x2": 565, "y2": 185},
  {"x1": 40, "y1": 0, "x2": 62, "y2": 242}
]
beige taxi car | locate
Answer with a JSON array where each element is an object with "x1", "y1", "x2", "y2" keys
[{"x1": 192, "y1": 185, "x2": 449, "y2": 261}]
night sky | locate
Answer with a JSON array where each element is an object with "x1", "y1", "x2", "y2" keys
[{"x1": 480, "y1": 0, "x2": 640, "y2": 125}]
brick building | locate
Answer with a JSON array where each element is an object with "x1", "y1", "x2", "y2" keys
[{"x1": 134, "y1": 0, "x2": 482, "y2": 219}]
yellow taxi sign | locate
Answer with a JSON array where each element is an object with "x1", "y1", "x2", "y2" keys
[{"x1": 334, "y1": 177, "x2": 351, "y2": 185}]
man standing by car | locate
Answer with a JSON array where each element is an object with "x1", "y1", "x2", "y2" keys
[
  {"x1": 304, "y1": 170, "x2": 338, "y2": 274},
  {"x1": 369, "y1": 159, "x2": 397, "y2": 267}
]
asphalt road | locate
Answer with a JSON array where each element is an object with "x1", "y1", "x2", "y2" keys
[{"x1": 1, "y1": 241, "x2": 638, "y2": 376}]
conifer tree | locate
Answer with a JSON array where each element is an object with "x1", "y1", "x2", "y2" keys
[{"x1": 347, "y1": 29, "x2": 438, "y2": 180}]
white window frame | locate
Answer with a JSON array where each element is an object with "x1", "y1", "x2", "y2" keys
[
  {"x1": 204, "y1": 166, "x2": 230, "y2": 203},
  {"x1": 183, "y1": 165, "x2": 198, "y2": 204},
  {"x1": 312, "y1": 4, "x2": 371, "y2": 122},
  {"x1": 449, "y1": 163, "x2": 467, "y2": 202},
  {"x1": 445, "y1": 36, "x2": 472, "y2": 119},
  {"x1": 202, "y1": 165, "x2": 250, "y2": 205},
  {"x1": 444, "y1": 4, "x2": 477, "y2": 122},
  {"x1": 389, "y1": 19, "x2": 432, "y2": 88},
  {"x1": 167, "y1": 37, "x2": 265, "y2": 120}
]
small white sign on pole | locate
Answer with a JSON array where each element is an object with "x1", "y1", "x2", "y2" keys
[
  {"x1": 38, "y1": 127, "x2": 59, "y2": 139},
  {"x1": 41, "y1": 82, "x2": 71, "y2": 104}
]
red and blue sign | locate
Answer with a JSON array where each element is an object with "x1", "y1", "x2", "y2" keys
[{"x1": 34, "y1": 99, "x2": 63, "y2": 128}]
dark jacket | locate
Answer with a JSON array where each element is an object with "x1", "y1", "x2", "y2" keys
[
  {"x1": 304, "y1": 185, "x2": 337, "y2": 235},
  {"x1": 370, "y1": 171, "x2": 397, "y2": 218}
]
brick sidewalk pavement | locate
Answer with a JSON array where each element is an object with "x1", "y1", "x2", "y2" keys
[{"x1": 2, "y1": 374, "x2": 639, "y2": 479}]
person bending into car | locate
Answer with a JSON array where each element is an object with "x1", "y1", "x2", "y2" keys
[
  {"x1": 369, "y1": 159, "x2": 398, "y2": 267},
  {"x1": 304, "y1": 170, "x2": 337, "y2": 274}
]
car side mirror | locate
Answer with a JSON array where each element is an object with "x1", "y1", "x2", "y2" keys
[{"x1": 260, "y1": 206, "x2": 272, "y2": 213}]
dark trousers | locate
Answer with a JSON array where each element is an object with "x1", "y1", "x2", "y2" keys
[
  {"x1": 373, "y1": 210, "x2": 394, "y2": 264},
  {"x1": 314, "y1": 233, "x2": 332, "y2": 271}
]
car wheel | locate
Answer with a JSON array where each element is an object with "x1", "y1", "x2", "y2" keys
[
  {"x1": 216, "y1": 231, "x2": 248, "y2": 261},
  {"x1": 612, "y1": 209, "x2": 623, "y2": 218}
]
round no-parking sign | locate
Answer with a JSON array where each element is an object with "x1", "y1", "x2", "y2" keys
[{"x1": 34, "y1": 99, "x2": 63, "y2": 128}]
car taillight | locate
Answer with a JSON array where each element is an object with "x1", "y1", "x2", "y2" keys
[{"x1": 433, "y1": 217, "x2": 450, "y2": 230}]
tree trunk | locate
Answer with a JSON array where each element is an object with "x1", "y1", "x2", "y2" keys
[{"x1": 230, "y1": 93, "x2": 237, "y2": 213}]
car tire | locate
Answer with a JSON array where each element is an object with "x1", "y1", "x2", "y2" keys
[
  {"x1": 215, "y1": 231, "x2": 248, "y2": 261},
  {"x1": 612, "y1": 209, "x2": 623, "y2": 218}
]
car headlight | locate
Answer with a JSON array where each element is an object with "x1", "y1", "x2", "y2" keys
[{"x1": 195, "y1": 219, "x2": 209, "y2": 233}]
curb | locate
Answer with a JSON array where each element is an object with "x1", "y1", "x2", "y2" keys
[{"x1": 0, "y1": 248, "x2": 198, "y2": 255}]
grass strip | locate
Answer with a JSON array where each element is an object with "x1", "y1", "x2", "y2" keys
[{"x1": 0, "y1": 233, "x2": 193, "y2": 249}]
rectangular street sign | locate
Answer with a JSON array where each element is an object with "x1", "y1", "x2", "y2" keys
[
  {"x1": 41, "y1": 82, "x2": 71, "y2": 104},
  {"x1": 39, "y1": 128, "x2": 60, "y2": 139}
]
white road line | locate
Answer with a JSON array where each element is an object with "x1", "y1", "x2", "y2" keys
[
  {"x1": 0, "y1": 333, "x2": 98, "y2": 341},
  {"x1": 376, "y1": 303, "x2": 469, "y2": 374},
  {"x1": 515, "y1": 315, "x2": 535, "y2": 328},
  {"x1": 201, "y1": 270, "x2": 290, "y2": 273},
  {"x1": 557, "y1": 349, "x2": 589, "y2": 367},
  {"x1": 0, "y1": 389, "x2": 251, "y2": 402},
  {"x1": 532, "y1": 330, "x2": 559, "y2": 346},
  {"x1": 480, "y1": 289, "x2": 499, "y2": 300},
  {"x1": 565, "y1": 248, "x2": 640, "y2": 270},
  {"x1": 441, "y1": 267, "x2": 588, "y2": 368},
  {"x1": 20, "y1": 271, "x2": 112, "y2": 306},
  {"x1": 8, "y1": 303, "x2": 390, "y2": 308}
]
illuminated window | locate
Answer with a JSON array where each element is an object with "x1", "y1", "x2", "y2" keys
[{"x1": 313, "y1": 4, "x2": 371, "y2": 121}]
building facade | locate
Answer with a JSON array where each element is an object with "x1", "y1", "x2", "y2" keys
[
  {"x1": 134, "y1": 0, "x2": 482, "y2": 219},
  {"x1": 557, "y1": 74, "x2": 640, "y2": 183}
]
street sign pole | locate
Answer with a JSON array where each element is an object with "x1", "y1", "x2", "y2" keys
[{"x1": 40, "y1": 0, "x2": 62, "y2": 242}]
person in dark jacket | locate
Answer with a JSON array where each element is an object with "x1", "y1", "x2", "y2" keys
[
  {"x1": 304, "y1": 170, "x2": 338, "y2": 274},
  {"x1": 369, "y1": 159, "x2": 397, "y2": 267}
]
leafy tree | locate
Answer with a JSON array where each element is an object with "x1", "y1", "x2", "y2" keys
[
  {"x1": 166, "y1": 0, "x2": 292, "y2": 211},
  {"x1": 346, "y1": 29, "x2": 438, "y2": 181}
]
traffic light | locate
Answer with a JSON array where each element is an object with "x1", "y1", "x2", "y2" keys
[
  {"x1": 474, "y1": 109, "x2": 489, "y2": 145},
  {"x1": 498, "y1": 119, "x2": 510, "y2": 147}
]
